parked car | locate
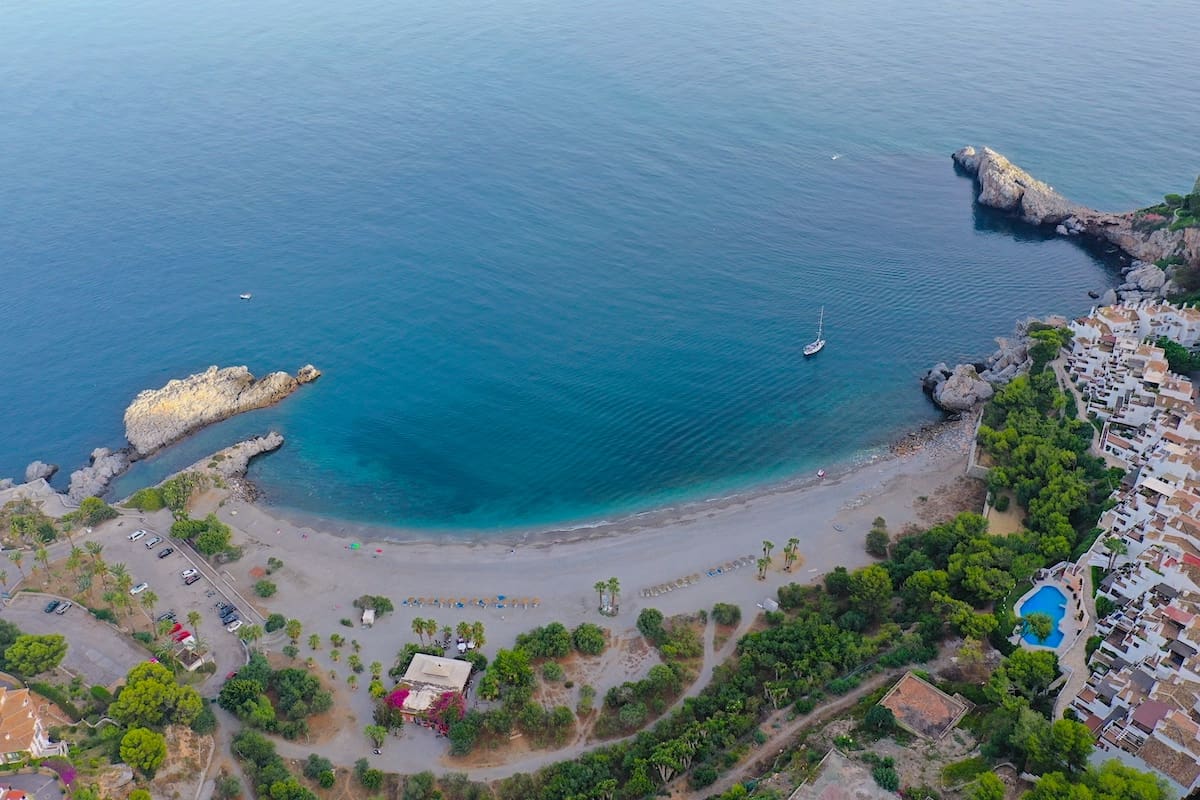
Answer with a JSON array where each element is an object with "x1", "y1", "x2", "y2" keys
[
  {"x1": 181, "y1": 568, "x2": 198, "y2": 579},
  {"x1": 221, "y1": 612, "x2": 240, "y2": 626},
  {"x1": 144, "y1": 536, "x2": 163, "y2": 548},
  {"x1": 54, "y1": 601, "x2": 72, "y2": 615},
  {"x1": 184, "y1": 575, "x2": 201, "y2": 586},
  {"x1": 157, "y1": 547, "x2": 174, "y2": 558},
  {"x1": 128, "y1": 529, "x2": 147, "y2": 541},
  {"x1": 157, "y1": 610, "x2": 176, "y2": 623},
  {"x1": 43, "y1": 599, "x2": 60, "y2": 614},
  {"x1": 130, "y1": 582, "x2": 149, "y2": 595},
  {"x1": 226, "y1": 619, "x2": 243, "y2": 633},
  {"x1": 216, "y1": 602, "x2": 234, "y2": 615}
]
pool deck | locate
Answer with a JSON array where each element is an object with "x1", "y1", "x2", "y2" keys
[{"x1": 1012, "y1": 563, "x2": 1090, "y2": 656}]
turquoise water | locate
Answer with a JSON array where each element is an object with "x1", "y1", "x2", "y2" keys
[
  {"x1": 1020, "y1": 586, "x2": 1068, "y2": 648},
  {"x1": 2, "y1": 1, "x2": 1198, "y2": 531}
]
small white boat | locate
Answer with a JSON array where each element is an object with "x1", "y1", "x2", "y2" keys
[
  {"x1": 239, "y1": 293, "x2": 252, "y2": 300},
  {"x1": 817, "y1": 469, "x2": 827, "y2": 479},
  {"x1": 803, "y1": 306, "x2": 825, "y2": 356}
]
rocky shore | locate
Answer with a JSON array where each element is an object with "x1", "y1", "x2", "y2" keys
[
  {"x1": 953, "y1": 146, "x2": 1200, "y2": 302},
  {"x1": 160, "y1": 431, "x2": 286, "y2": 502},
  {"x1": 125, "y1": 364, "x2": 320, "y2": 456}
]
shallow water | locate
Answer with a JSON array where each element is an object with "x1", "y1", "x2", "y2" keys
[{"x1": 2, "y1": 0, "x2": 1197, "y2": 529}]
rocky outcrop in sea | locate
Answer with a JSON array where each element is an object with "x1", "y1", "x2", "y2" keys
[
  {"x1": 124, "y1": 364, "x2": 318, "y2": 456},
  {"x1": 68, "y1": 448, "x2": 132, "y2": 501},
  {"x1": 24, "y1": 460, "x2": 58, "y2": 483},
  {"x1": 953, "y1": 146, "x2": 1200, "y2": 301},
  {"x1": 161, "y1": 431, "x2": 285, "y2": 502}
]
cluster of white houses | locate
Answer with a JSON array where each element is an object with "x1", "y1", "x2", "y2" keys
[{"x1": 1061, "y1": 301, "x2": 1200, "y2": 792}]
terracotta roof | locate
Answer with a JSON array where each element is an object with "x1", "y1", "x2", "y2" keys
[
  {"x1": 1132, "y1": 700, "x2": 1172, "y2": 732},
  {"x1": 878, "y1": 672, "x2": 969, "y2": 740},
  {"x1": 1140, "y1": 736, "x2": 1200, "y2": 788},
  {"x1": 0, "y1": 688, "x2": 37, "y2": 754}
]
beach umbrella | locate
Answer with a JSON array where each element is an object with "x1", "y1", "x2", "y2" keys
[
  {"x1": 350, "y1": 542, "x2": 361, "y2": 550},
  {"x1": 376, "y1": 548, "x2": 383, "y2": 553}
]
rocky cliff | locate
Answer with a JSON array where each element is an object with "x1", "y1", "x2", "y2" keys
[
  {"x1": 953, "y1": 146, "x2": 1200, "y2": 297},
  {"x1": 124, "y1": 365, "x2": 318, "y2": 456}
]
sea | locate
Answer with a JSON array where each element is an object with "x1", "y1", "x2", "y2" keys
[{"x1": 1, "y1": 0, "x2": 1198, "y2": 533}]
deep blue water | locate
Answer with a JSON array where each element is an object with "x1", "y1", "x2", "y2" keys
[
  {"x1": 1020, "y1": 585, "x2": 1068, "y2": 648},
  {"x1": 2, "y1": 0, "x2": 1198, "y2": 531}
]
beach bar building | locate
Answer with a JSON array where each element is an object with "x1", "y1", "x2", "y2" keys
[{"x1": 394, "y1": 654, "x2": 472, "y2": 717}]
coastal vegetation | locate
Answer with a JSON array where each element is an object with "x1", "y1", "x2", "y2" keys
[
  {"x1": 218, "y1": 653, "x2": 334, "y2": 740},
  {"x1": 122, "y1": 487, "x2": 166, "y2": 511},
  {"x1": 1135, "y1": 178, "x2": 1200, "y2": 233},
  {"x1": 170, "y1": 513, "x2": 235, "y2": 558}
]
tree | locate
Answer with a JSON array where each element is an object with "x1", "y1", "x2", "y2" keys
[
  {"x1": 364, "y1": 724, "x2": 387, "y2": 747},
  {"x1": 111, "y1": 661, "x2": 203, "y2": 728},
  {"x1": 988, "y1": 650, "x2": 1059, "y2": 704},
  {"x1": 606, "y1": 576, "x2": 620, "y2": 613},
  {"x1": 308, "y1": 633, "x2": 321, "y2": 651},
  {"x1": 412, "y1": 617, "x2": 426, "y2": 644},
  {"x1": 470, "y1": 620, "x2": 486, "y2": 650},
  {"x1": 78, "y1": 496, "x2": 119, "y2": 526},
  {"x1": 863, "y1": 703, "x2": 895, "y2": 733},
  {"x1": 253, "y1": 580, "x2": 276, "y2": 598},
  {"x1": 636, "y1": 608, "x2": 665, "y2": 643},
  {"x1": 824, "y1": 565, "x2": 851, "y2": 597},
  {"x1": 969, "y1": 773, "x2": 1005, "y2": 800},
  {"x1": 285, "y1": 618, "x2": 303, "y2": 643},
  {"x1": 1101, "y1": 536, "x2": 1127, "y2": 571},
  {"x1": 239, "y1": 624, "x2": 263, "y2": 651},
  {"x1": 783, "y1": 537, "x2": 800, "y2": 571},
  {"x1": 762, "y1": 540, "x2": 774, "y2": 559},
  {"x1": 594, "y1": 580, "x2": 607, "y2": 610},
  {"x1": 849, "y1": 564, "x2": 893, "y2": 619},
  {"x1": 1027, "y1": 718, "x2": 1094, "y2": 776},
  {"x1": 34, "y1": 546, "x2": 49, "y2": 576},
  {"x1": 129, "y1": 789, "x2": 152, "y2": 800},
  {"x1": 139, "y1": 590, "x2": 159, "y2": 621},
  {"x1": 120, "y1": 727, "x2": 167, "y2": 775},
  {"x1": 865, "y1": 529, "x2": 890, "y2": 558},
  {"x1": 1022, "y1": 612, "x2": 1054, "y2": 643},
  {"x1": 5, "y1": 634, "x2": 67, "y2": 676},
  {"x1": 8, "y1": 551, "x2": 23, "y2": 581},
  {"x1": 85, "y1": 540, "x2": 104, "y2": 564},
  {"x1": 711, "y1": 603, "x2": 741, "y2": 626},
  {"x1": 572, "y1": 623, "x2": 606, "y2": 655},
  {"x1": 756, "y1": 557, "x2": 771, "y2": 580}
]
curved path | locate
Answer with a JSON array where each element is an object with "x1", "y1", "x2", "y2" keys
[{"x1": 271, "y1": 614, "x2": 740, "y2": 780}]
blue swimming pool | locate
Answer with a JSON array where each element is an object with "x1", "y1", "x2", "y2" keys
[{"x1": 1018, "y1": 585, "x2": 1068, "y2": 647}]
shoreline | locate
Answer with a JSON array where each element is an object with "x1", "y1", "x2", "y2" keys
[{"x1": 250, "y1": 414, "x2": 970, "y2": 548}]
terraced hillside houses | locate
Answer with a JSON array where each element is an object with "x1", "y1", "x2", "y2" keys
[{"x1": 1060, "y1": 301, "x2": 1200, "y2": 794}]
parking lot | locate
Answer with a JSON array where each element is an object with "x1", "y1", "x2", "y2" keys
[
  {"x1": 108, "y1": 530, "x2": 251, "y2": 683},
  {"x1": 1, "y1": 593, "x2": 146, "y2": 687}
]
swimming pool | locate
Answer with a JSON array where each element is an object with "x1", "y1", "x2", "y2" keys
[{"x1": 1018, "y1": 585, "x2": 1068, "y2": 647}]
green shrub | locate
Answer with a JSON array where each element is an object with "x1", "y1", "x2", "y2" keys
[
  {"x1": 1095, "y1": 596, "x2": 1116, "y2": 618},
  {"x1": 711, "y1": 603, "x2": 742, "y2": 626},
  {"x1": 872, "y1": 764, "x2": 900, "y2": 792},
  {"x1": 132, "y1": 631, "x2": 153, "y2": 645},
  {"x1": 571, "y1": 623, "x2": 606, "y2": 655},
  {"x1": 542, "y1": 662, "x2": 565, "y2": 681},
  {"x1": 29, "y1": 682, "x2": 82, "y2": 721},
  {"x1": 253, "y1": 580, "x2": 276, "y2": 598},
  {"x1": 340, "y1": 618, "x2": 354, "y2": 628},
  {"x1": 264, "y1": 613, "x2": 286, "y2": 632},
  {"x1": 123, "y1": 488, "x2": 165, "y2": 511},
  {"x1": 993, "y1": 493, "x2": 1010, "y2": 512},
  {"x1": 90, "y1": 608, "x2": 117, "y2": 623}
]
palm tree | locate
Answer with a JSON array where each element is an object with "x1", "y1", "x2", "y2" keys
[
  {"x1": 762, "y1": 540, "x2": 775, "y2": 560},
  {"x1": 308, "y1": 633, "x2": 321, "y2": 651},
  {"x1": 35, "y1": 546, "x2": 50, "y2": 577},
  {"x1": 91, "y1": 558, "x2": 110, "y2": 588},
  {"x1": 594, "y1": 580, "x2": 607, "y2": 610},
  {"x1": 139, "y1": 590, "x2": 158, "y2": 621},
  {"x1": 784, "y1": 537, "x2": 800, "y2": 571},
  {"x1": 606, "y1": 577, "x2": 620, "y2": 614},
  {"x1": 440, "y1": 626, "x2": 452, "y2": 646},
  {"x1": 0, "y1": 570, "x2": 7, "y2": 589},
  {"x1": 110, "y1": 562, "x2": 129, "y2": 583},
  {"x1": 102, "y1": 590, "x2": 119, "y2": 613},
  {"x1": 347, "y1": 673, "x2": 358, "y2": 691},
  {"x1": 65, "y1": 547, "x2": 84, "y2": 579},
  {"x1": 188, "y1": 610, "x2": 201, "y2": 630},
  {"x1": 85, "y1": 540, "x2": 103, "y2": 565},
  {"x1": 470, "y1": 621, "x2": 486, "y2": 649},
  {"x1": 61, "y1": 524, "x2": 76, "y2": 549},
  {"x1": 456, "y1": 621, "x2": 471, "y2": 642},
  {"x1": 8, "y1": 552, "x2": 24, "y2": 581},
  {"x1": 412, "y1": 617, "x2": 426, "y2": 644},
  {"x1": 424, "y1": 618, "x2": 439, "y2": 644},
  {"x1": 239, "y1": 624, "x2": 263, "y2": 651},
  {"x1": 1102, "y1": 536, "x2": 1128, "y2": 571},
  {"x1": 285, "y1": 619, "x2": 303, "y2": 643},
  {"x1": 756, "y1": 557, "x2": 770, "y2": 580}
]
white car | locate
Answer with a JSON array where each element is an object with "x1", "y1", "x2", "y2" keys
[
  {"x1": 144, "y1": 536, "x2": 163, "y2": 548},
  {"x1": 181, "y1": 568, "x2": 198, "y2": 579},
  {"x1": 130, "y1": 582, "x2": 148, "y2": 595},
  {"x1": 128, "y1": 529, "x2": 147, "y2": 541},
  {"x1": 226, "y1": 619, "x2": 243, "y2": 633}
]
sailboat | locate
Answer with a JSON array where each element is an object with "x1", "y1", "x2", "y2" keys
[{"x1": 803, "y1": 306, "x2": 826, "y2": 356}]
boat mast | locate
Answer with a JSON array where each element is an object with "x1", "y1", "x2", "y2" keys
[{"x1": 816, "y1": 306, "x2": 824, "y2": 340}]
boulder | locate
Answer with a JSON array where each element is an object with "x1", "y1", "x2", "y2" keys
[
  {"x1": 24, "y1": 461, "x2": 58, "y2": 482},
  {"x1": 124, "y1": 365, "x2": 304, "y2": 456},
  {"x1": 921, "y1": 362, "x2": 952, "y2": 393},
  {"x1": 1100, "y1": 289, "x2": 1118, "y2": 306},
  {"x1": 68, "y1": 449, "x2": 131, "y2": 501},
  {"x1": 296, "y1": 364, "x2": 322, "y2": 384},
  {"x1": 0, "y1": 479, "x2": 13, "y2": 490},
  {"x1": 1126, "y1": 262, "x2": 1166, "y2": 292},
  {"x1": 932, "y1": 364, "x2": 995, "y2": 412}
]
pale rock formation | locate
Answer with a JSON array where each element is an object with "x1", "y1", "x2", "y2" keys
[
  {"x1": 296, "y1": 364, "x2": 322, "y2": 384},
  {"x1": 0, "y1": 479, "x2": 13, "y2": 490},
  {"x1": 24, "y1": 461, "x2": 57, "y2": 482},
  {"x1": 933, "y1": 364, "x2": 995, "y2": 412},
  {"x1": 68, "y1": 447, "x2": 131, "y2": 501},
  {"x1": 123, "y1": 365, "x2": 314, "y2": 456},
  {"x1": 954, "y1": 147, "x2": 1200, "y2": 299}
]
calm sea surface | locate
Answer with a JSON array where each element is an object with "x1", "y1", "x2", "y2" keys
[{"x1": 2, "y1": 0, "x2": 1197, "y2": 531}]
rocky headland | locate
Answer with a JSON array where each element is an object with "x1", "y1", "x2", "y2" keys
[
  {"x1": 161, "y1": 431, "x2": 285, "y2": 502},
  {"x1": 953, "y1": 146, "x2": 1200, "y2": 303},
  {"x1": 125, "y1": 364, "x2": 320, "y2": 457}
]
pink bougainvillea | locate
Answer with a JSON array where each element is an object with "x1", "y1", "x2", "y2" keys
[
  {"x1": 424, "y1": 691, "x2": 466, "y2": 735},
  {"x1": 45, "y1": 758, "x2": 75, "y2": 786},
  {"x1": 386, "y1": 688, "x2": 410, "y2": 709}
]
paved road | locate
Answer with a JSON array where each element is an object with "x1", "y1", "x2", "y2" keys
[
  {"x1": 0, "y1": 593, "x2": 145, "y2": 687},
  {"x1": 1, "y1": 771, "x2": 66, "y2": 800}
]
